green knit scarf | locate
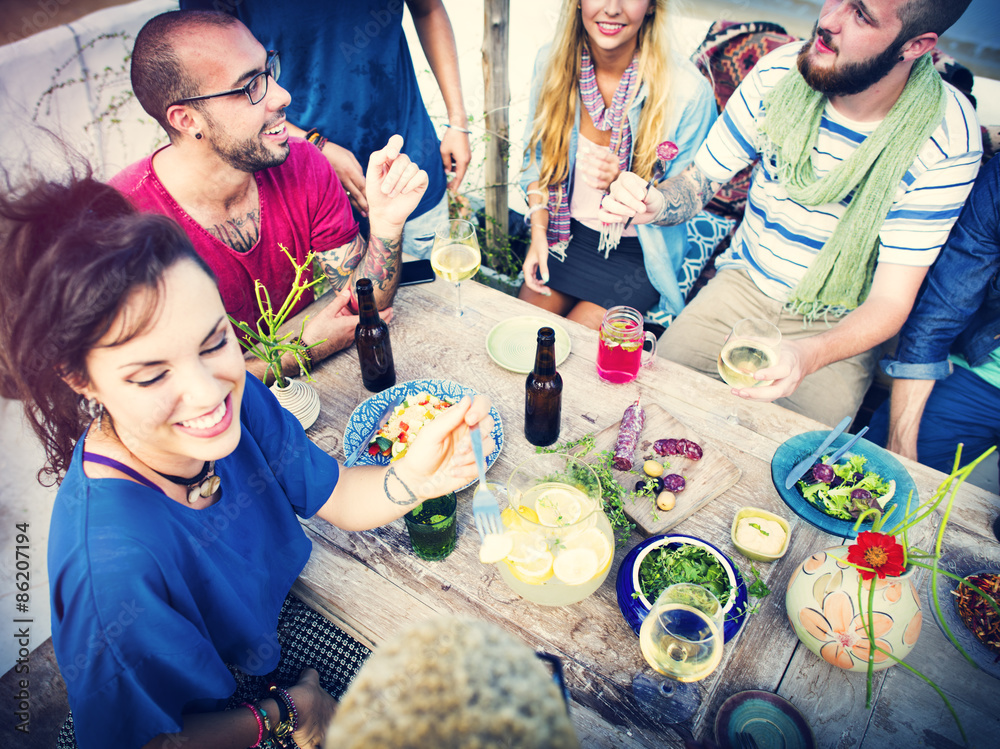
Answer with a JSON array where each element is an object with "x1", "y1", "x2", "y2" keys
[{"x1": 759, "y1": 53, "x2": 945, "y2": 320}]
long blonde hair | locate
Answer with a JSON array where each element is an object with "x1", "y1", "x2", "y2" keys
[{"x1": 525, "y1": 0, "x2": 676, "y2": 190}]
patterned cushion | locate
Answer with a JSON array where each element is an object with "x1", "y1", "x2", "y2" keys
[{"x1": 691, "y1": 20, "x2": 799, "y2": 222}]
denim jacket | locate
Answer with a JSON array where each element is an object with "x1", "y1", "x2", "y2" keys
[
  {"x1": 519, "y1": 45, "x2": 719, "y2": 321},
  {"x1": 881, "y1": 155, "x2": 1000, "y2": 380}
]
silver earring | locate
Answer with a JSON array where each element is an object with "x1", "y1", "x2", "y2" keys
[{"x1": 86, "y1": 397, "x2": 104, "y2": 430}]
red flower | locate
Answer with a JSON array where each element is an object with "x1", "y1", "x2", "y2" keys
[{"x1": 848, "y1": 531, "x2": 906, "y2": 581}]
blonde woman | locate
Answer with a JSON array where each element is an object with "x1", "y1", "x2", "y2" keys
[{"x1": 519, "y1": 0, "x2": 721, "y2": 329}]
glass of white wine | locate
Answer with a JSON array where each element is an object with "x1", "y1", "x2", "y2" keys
[
  {"x1": 430, "y1": 219, "x2": 481, "y2": 317},
  {"x1": 634, "y1": 582, "x2": 724, "y2": 723},
  {"x1": 717, "y1": 317, "x2": 781, "y2": 389}
]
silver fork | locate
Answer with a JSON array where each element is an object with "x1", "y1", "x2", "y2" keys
[
  {"x1": 470, "y1": 425, "x2": 502, "y2": 537},
  {"x1": 736, "y1": 731, "x2": 759, "y2": 749}
]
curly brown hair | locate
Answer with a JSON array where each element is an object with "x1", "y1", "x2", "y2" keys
[{"x1": 0, "y1": 175, "x2": 213, "y2": 484}]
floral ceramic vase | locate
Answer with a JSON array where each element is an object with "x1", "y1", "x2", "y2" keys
[
  {"x1": 270, "y1": 378, "x2": 321, "y2": 430},
  {"x1": 785, "y1": 545, "x2": 922, "y2": 672}
]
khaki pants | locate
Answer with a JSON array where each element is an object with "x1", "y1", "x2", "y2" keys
[{"x1": 659, "y1": 269, "x2": 878, "y2": 427}]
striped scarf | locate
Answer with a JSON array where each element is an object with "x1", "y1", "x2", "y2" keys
[{"x1": 547, "y1": 48, "x2": 639, "y2": 255}]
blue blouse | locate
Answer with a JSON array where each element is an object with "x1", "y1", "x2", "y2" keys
[{"x1": 48, "y1": 373, "x2": 339, "y2": 749}]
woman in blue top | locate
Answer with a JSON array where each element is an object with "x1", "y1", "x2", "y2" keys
[
  {"x1": 0, "y1": 177, "x2": 491, "y2": 749},
  {"x1": 519, "y1": 0, "x2": 723, "y2": 329}
]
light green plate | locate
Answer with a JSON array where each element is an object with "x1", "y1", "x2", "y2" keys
[{"x1": 485, "y1": 316, "x2": 572, "y2": 373}]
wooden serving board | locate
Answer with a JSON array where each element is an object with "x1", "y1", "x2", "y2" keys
[{"x1": 593, "y1": 403, "x2": 741, "y2": 536}]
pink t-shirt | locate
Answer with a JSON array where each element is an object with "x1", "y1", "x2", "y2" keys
[{"x1": 110, "y1": 139, "x2": 358, "y2": 329}]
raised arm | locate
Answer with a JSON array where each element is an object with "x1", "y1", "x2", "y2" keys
[
  {"x1": 599, "y1": 162, "x2": 724, "y2": 227},
  {"x1": 407, "y1": 0, "x2": 471, "y2": 189}
]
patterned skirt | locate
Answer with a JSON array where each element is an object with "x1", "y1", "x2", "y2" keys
[{"x1": 56, "y1": 593, "x2": 371, "y2": 748}]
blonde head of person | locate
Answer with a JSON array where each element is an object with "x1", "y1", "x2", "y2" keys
[{"x1": 324, "y1": 616, "x2": 580, "y2": 749}]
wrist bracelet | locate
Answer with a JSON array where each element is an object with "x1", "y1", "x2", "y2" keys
[
  {"x1": 268, "y1": 684, "x2": 299, "y2": 744},
  {"x1": 523, "y1": 204, "x2": 548, "y2": 224},
  {"x1": 304, "y1": 128, "x2": 328, "y2": 151},
  {"x1": 242, "y1": 702, "x2": 265, "y2": 748},
  {"x1": 443, "y1": 123, "x2": 472, "y2": 134}
]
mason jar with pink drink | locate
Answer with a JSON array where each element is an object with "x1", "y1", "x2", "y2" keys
[{"x1": 596, "y1": 306, "x2": 657, "y2": 384}]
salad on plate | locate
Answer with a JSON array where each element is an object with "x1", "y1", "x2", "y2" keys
[
  {"x1": 795, "y1": 454, "x2": 895, "y2": 521},
  {"x1": 367, "y1": 391, "x2": 455, "y2": 461}
]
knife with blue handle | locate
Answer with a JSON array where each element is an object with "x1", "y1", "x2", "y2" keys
[
  {"x1": 343, "y1": 395, "x2": 403, "y2": 467},
  {"x1": 783, "y1": 416, "x2": 853, "y2": 490},
  {"x1": 823, "y1": 426, "x2": 869, "y2": 468}
]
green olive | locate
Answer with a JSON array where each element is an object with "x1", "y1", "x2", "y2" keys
[
  {"x1": 643, "y1": 460, "x2": 664, "y2": 478},
  {"x1": 656, "y1": 490, "x2": 676, "y2": 511}
]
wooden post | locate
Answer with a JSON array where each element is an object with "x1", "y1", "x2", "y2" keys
[{"x1": 482, "y1": 0, "x2": 510, "y2": 250}]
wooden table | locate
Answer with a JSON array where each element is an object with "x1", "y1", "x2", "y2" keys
[{"x1": 291, "y1": 278, "x2": 1000, "y2": 748}]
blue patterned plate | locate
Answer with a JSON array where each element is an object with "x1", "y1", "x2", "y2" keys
[
  {"x1": 616, "y1": 534, "x2": 749, "y2": 643},
  {"x1": 770, "y1": 432, "x2": 916, "y2": 540},
  {"x1": 342, "y1": 379, "x2": 504, "y2": 490}
]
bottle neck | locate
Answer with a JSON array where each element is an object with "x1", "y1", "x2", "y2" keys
[
  {"x1": 532, "y1": 338, "x2": 557, "y2": 376},
  {"x1": 357, "y1": 287, "x2": 380, "y2": 325}
]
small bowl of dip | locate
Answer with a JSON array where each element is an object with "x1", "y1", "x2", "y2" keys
[{"x1": 731, "y1": 507, "x2": 790, "y2": 562}]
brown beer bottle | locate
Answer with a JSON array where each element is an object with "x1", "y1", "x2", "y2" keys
[
  {"x1": 354, "y1": 278, "x2": 396, "y2": 392},
  {"x1": 524, "y1": 327, "x2": 562, "y2": 446}
]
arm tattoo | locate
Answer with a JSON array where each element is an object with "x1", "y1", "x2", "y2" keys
[
  {"x1": 383, "y1": 466, "x2": 419, "y2": 506},
  {"x1": 317, "y1": 234, "x2": 364, "y2": 292},
  {"x1": 651, "y1": 166, "x2": 721, "y2": 227},
  {"x1": 361, "y1": 234, "x2": 401, "y2": 293},
  {"x1": 209, "y1": 209, "x2": 261, "y2": 253},
  {"x1": 316, "y1": 233, "x2": 400, "y2": 307}
]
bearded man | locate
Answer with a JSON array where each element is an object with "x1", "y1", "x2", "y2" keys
[
  {"x1": 110, "y1": 11, "x2": 428, "y2": 380},
  {"x1": 601, "y1": 0, "x2": 981, "y2": 427}
]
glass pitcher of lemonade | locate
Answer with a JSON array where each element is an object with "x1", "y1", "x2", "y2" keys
[{"x1": 495, "y1": 453, "x2": 614, "y2": 606}]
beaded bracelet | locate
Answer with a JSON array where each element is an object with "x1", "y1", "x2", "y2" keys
[
  {"x1": 268, "y1": 684, "x2": 299, "y2": 745},
  {"x1": 303, "y1": 128, "x2": 328, "y2": 152},
  {"x1": 241, "y1": 702, "x2": 265, "y2": 748},
  {"x1": 525, "y1": 188, "x2": 547, "y2": 199},
  {"x1": 443, "y1": 123, "x2": 472, "y2": 134}
]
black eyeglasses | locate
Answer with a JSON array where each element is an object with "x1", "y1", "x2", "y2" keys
[{"x1": 169, "y1": 50, "x2": 280, "y2": 108}]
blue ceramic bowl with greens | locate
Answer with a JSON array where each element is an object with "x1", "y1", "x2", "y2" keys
[{"x1": 616, "y1": 534, "x2": 749, "y2": 643}]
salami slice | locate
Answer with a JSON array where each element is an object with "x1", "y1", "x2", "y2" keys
[
  {"x1": 612, "y1": 399, "x2": 645, "y2": 471},
  {"x1": 653, "y1": 438, "x2": 680, "y2": 457}
]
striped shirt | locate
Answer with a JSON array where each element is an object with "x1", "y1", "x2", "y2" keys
[{"x1": 695, "y1": 43, "x2": 982, "y2": 303}]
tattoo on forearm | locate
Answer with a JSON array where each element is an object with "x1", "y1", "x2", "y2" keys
[
  {"x1": 362, "y1": 234, "x2": 401, "y2": 291},
  {"x1": 209, "y1": 210, "x2": 261, "y2": 253},
  {"x1": 317, "y1": 235, "x2": 364, "y2": 291},
  {"x1": 651, "y1": 169, "x2": 719, "y2": 227},
  {"x1": 383, "y1": 466, "x2": 419, "y2": 506}
]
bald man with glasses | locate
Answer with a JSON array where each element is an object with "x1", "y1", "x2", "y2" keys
[{"x1": 110, "y1": 10, "x2": 428, "y2": 381}]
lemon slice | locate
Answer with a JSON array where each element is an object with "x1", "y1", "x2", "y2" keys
[
  {"x1": 562, "y1": 528, "x2": 612, "y2": 573},
  {"x1": 479, "y1": 533, "x2": 513, "y2": 564},
  {"x1": 507, "y1": 551, "x2": 554, "y2": 584},
  {"x1": 552, "y1": 548, "x2": 600, "y2": 585},
  {"x1": 506, "y1": 531, "x2": 548, "y2": 564},
  {"x1": 534, "y1": 486, "x2": 584, "y2": 527},
  {"x1": 500, "y1": 507, "x2": 522, "y2": 532}
]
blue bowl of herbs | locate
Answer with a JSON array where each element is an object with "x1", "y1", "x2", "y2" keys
[
  {"x1": 771, "y1": 432, "x2": 916, "y2": 539},
  {"x1": 616, "y1": 534, "x2": 749, "y2": 643}
]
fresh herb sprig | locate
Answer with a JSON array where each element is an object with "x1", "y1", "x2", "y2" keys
[
  {"x1": 537, "y1": 435, "x2": 635, "y2": 545},
  {"x1": 634, "y1": 545, "x2": 732, "y2": 608}
]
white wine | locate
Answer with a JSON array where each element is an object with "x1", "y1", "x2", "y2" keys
[
  {"x1": 717, "y1": 339, "x2": 777, "y2": 388},
  {"x1": 639, "y1": 603, "x2": 723, "y2": 682},
  {"x1": 430, "y1": 242, "x2": 481, "y2": 283}
]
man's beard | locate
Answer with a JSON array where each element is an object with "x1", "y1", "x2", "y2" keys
[
  {"x1": 203, "y1": 111, "x2": 290, "y2": 173},
  {"x1": 797, "y1": 24, "x2": 905, "y2": 97}
]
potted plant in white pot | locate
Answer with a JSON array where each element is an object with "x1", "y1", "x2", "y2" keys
[{"x1": 229, "y1": 244, "x2": 325, "y2": 430}]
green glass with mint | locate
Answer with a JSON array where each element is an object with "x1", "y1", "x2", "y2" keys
[{"x1": 403, "y1": 493, "x2": 457, "y2": 560}]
